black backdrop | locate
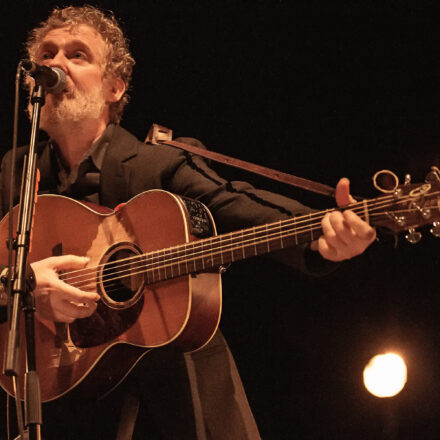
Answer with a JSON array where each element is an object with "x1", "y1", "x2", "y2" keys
[{"x1": 1, "y1": 1, "x2": 440, "y2": 439}]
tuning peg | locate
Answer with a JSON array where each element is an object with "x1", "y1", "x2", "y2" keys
[
  {"x1": 430, "y1": 221, "x2": 440, "y2": 238},
  {"x1": 404, "y1": 174, "x2": 411, "y2": 185},
  {"x1": 405, "y1": 228, "x2": 422, "y2": 244},
  {"x1": 425, "y1": 167, "x2": 440, "y2": 184}
]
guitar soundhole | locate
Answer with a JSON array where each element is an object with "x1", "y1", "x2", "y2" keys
[{"x1": 99, "y1": 242, "x2": 145, "y2": 309}]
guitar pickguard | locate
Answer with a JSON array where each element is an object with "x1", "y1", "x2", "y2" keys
[
  {"x1": 70, "y1": 297, "x2": 144, "y2": 348},
  {"x1": 181, "y1": 197, "x2": 213, "y2": 238}
]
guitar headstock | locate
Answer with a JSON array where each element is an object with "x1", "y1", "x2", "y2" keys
[{"x1": 368, "y1": 168, "x2": 440, "y2": 242}]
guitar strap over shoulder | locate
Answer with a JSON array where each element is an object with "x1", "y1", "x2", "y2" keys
[{"x1": 145, "y1": 123, "x2": 335, "y2": 197}]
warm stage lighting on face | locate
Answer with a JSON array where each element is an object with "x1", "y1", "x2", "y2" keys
[{"x1": 363, "y1": 353, "x2": 407, "y2": 398}]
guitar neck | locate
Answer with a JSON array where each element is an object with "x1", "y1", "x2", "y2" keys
[
  {"x1": 144, "y1": 211, "x2": 326, "y2": 284},
  {"x1": 142, "y1": 183, "x2": 440, "y2": 284}
]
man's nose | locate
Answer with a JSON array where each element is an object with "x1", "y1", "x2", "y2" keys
[{"x1": 46, "y1": 52, "x2": 68, "y2": 73}]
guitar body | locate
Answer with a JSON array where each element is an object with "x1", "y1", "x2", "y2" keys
[{"x1": 0, "y1": 190, "x2": 222, "y2": 401}]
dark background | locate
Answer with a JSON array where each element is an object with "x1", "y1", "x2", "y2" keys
[{"x1": 1, "y1": 1, "x2": 440, "y2": 439}]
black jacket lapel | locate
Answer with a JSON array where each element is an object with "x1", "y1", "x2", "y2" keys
[{"x1": 100, "y1": 125, "x2": 139, "y2": 208}]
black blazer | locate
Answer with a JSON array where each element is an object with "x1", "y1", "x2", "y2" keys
[{"x1": 0, "y1": 124, "x2": 316, "y2": 269}]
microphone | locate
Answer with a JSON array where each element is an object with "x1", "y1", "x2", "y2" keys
[{"x1": 21, "y1": 60, "x2": 66, "y2": 94}]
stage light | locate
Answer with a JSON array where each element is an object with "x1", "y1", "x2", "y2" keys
[{"x1": 363, "y1": 353, "x2": 407, "y2": 398}]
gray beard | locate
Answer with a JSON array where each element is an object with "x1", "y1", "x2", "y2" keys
[{"x1": 38, "y1": 86, "x2": 106, "y2": 130}]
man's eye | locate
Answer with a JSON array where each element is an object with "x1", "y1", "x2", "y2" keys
[
  {"x1": 40, "y1": 52, "x2": 53, "y2": 60},
  {"x1": 72, "y1": 51, "x2": 86, "y2": 59}
]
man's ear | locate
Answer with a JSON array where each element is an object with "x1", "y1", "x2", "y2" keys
[{"x1": 105, "y1": 77, "x2": 126, "y2": 103}]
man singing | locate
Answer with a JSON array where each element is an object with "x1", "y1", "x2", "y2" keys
[{"x1": 0, "y1": 5, "x2": 375, "y2": 439}]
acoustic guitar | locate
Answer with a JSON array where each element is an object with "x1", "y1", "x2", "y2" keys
[{"x1": 0, "y1": 172, "x2": 439, "y2": 401}]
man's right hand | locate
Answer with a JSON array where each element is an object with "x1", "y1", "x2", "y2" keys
[{"x1": 31, "y1": 255, "x2": 100, "y2": 323}]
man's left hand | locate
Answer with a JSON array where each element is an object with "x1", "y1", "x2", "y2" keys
[{"x1": 311, "y1": 178, "x2": 376, "y2": 262}]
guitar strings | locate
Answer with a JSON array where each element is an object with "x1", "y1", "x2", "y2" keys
[
  {"x1": 97, "y1": 205, "x2": 425, "y2": 292},
  {"x1": 59, "y1": 201, "x2": 373, "y2": 284},
  {"x1": 59, "y1": 204, "x2": 425, "y2": 291},
  {"x1": 60, "y1": 191, "x2": 404, "y2": 284},
  {"x1": 67, "y1": 205, "x2": 426, "y2": 293},
  {"x1": 60, "y1": 191, "x2": 436, "y2": 287},
  {"x1": 99, "y1": 202, "x2": 432, "y2": 295},
  {"x1": 60, "y1": 190, "x2": 436, "y2": 290},
  {"x1": 64, "y1": 206, "x2": 423, "y2": 294}
]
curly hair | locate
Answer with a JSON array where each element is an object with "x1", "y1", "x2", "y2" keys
[{"x1": 26, "y1": 5, "x2": 135, "y2": 123}]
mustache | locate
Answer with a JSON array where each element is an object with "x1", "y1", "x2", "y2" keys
[{"x1": 53, "y1": 82, "x2": 90, "y2": 98}]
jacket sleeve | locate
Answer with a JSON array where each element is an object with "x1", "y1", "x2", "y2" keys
[{"x1": 160, "y1": 137, "x2": 336, "y2": 275}]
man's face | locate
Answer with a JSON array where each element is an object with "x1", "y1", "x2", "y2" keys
[{"x1": 33, "y1": 24, "x2": 111, "y2": 129}]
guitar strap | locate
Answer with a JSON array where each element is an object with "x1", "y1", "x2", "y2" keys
[{"x1": 145, "y1": 123, "x2": 336, "y2": 197}]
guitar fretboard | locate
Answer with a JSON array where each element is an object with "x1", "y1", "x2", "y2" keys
[{"x1": 142, "y1": 213, "x2": 324, "y2": 284}]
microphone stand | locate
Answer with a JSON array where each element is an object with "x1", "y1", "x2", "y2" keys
[{"x1": 4, "y1": 81, "x2": 44, "y2": 440}]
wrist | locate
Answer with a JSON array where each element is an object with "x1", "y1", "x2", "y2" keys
[{"x1": 0, "y1": 267, "x2": 9, "y2": 306}]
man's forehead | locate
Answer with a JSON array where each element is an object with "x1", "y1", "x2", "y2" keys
[{"x1": 39, "y1": 24, "x2": 108, "y2": 56}]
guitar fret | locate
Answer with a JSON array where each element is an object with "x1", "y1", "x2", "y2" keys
[
  {"x1": 151, "y1": 261, "x2": 156, "y2": 283},
  {"x1": 204, "y1": 238, "x2": 212, "y2": 268},
  {"x1": 229, "y1": 233, "x2": 235, "y2": 262},
  {"x1": 174, "y1": 252, "x2": 180, "y2": 276},
  {"x1": 158, "y1": 250, "x2": 162, "y2": 280},
  {"x1": 210, "y1": 237, "x2": 215, "y2": 268},
  {"x1": 294, "y1": 217, "x2": 298, "y2": 245},
  {"x1": 200, "y1": 240, "x2": 205, "y2": 270},
  {"x1": 257, "y1": 226, "x2": 268, "y2": 255},
  {"x1": 219, "y1": 236, "x2": 224, "y2": 265},
  {"x1": 191, "y1": 243, "x2": 197, "y2": 273},
  {"x1": 253, "y1": 227, "x2": 257, "y2": 256},
  {"x1": 266, "y1": 225, "x2": 271, "y2": 253},
  {"x1": 241, "y1": 230, "x2": 246, "y2": 259},
  {"x1": 363, "y1": 199, "x2": 370, "y2": 224},
  {"x1": 279, "y1": 220, "x2": 284, "y2": 249}
]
